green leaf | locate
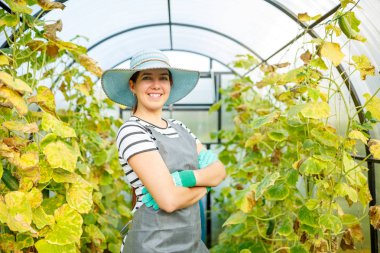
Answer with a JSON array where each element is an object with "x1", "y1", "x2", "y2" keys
[
  {"x1": 0, "y1": 198, "x2": 7, "y2": 223},
  {"x1": 45, "y1": 204, "x2": 83, "y2": 245},
  {"x1": 43, "y1": 141, "x2": 78, "y2": 172},
  {"x1": 3, "y1": 0, "x2": 33, "y2": 14},
  {"x1": 268, "y1": 130, "x2": 288, "y2": 142},
  {"x1": 251, "y1": 111, "x2": 281, "y2": 129},
  {"x1": 255, "y1": 172, "x2": 280, "y2": 200},
  {"x1": 277, "y1": 217, "x2": 293, "y2": 236},
  {"x1": 0, "y1": 161, "x2": 3, "y2": 180},
  {"x1": 41, "y1": 113, "x2": 76, "y2": 138},
  {"x1": 35, "y1": 239, "x2": 76, "y2": 253},
  {"x1": 301, "y1": 101, "x2": 330, "y2": 119},
  {"x1": 319, "y1": 214, "x2": 342, "y2": 234},
  {"x1": 299, "y1": 157, "x2": 326, "y2": 175},
  {"x1": 311, "y1": 128, "x2": 339, "y2": 149},
  {"x1": 223, "y1": 211, "x2": 247, "y2": 227},
  {"x1": 85, "y1": 224, "x2": 106, "y2": 247},
  {"x1": 209, "y1": 100, "x2": 222, "y2": 113},
  {"x1": 305, "y1": 199, "x2": 320, "y2": 210},
  {"x1": 94, "y1": 149, "x2": 108, "y2": 166},
  {"x1": 310, "y1": 57, "x2": 328, "y2": 70},
  {"x1": 290, "y1": 245, "x2": 308, "y2": 253},
  {"x1": 265, "y1": 183, "x2": 289, "y2": 201},
  {"x1": 335, "y1": 183, "x2": 358, "y2": 202},
  {"x1": 16, "y1": 233, "x2": 34, "y2": 250},
  {"x1": 340, "y1": 214, "x2": 359, "y2": 225},
  {"x1": 240, "y1": 250, "x2": 252, "y2": 253},
  {"x1": 298, "y1": 206, "x2": 318, "y2": 227}
]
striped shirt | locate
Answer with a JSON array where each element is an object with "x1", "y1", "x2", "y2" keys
[{"x1": 117, "y1": 116, "x2": 199, "y2": 212}]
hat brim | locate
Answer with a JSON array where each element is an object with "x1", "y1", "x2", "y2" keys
[{"x1": 101, "y1": 67, "x2": 200, "y2": 107}]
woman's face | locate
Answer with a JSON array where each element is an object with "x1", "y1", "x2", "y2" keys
[{"x1": 129, "y1": 69, "x2": 171, "y2": 113}]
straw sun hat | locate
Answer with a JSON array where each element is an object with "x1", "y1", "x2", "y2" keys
[{"x1": 101, "y1": 49, "x2": 200, "y2": 107}]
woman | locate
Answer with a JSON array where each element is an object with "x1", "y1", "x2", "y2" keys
[{"x1": 101, "y1": 49, "x2": 226, "y2": 253}]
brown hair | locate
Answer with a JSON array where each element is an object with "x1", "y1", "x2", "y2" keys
[{"x1": 129, "y1": 70, "x2": 173, "y2": 114}]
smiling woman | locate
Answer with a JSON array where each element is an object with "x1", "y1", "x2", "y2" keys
[{"x1": 101, "y1": 49, "x2": 226, "y2": 253}]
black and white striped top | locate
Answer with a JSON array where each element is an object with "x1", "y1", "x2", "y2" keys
[{"x1": 116, "y1": 116, "x2": 199, "y2": 212}]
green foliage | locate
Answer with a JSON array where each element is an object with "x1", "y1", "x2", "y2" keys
[
  {"x1": 0, "y1": 2, "x2": 130, "y2": 252},
  {"x1": 212, "y1": 3, "x2": 379, "y2": 252}
]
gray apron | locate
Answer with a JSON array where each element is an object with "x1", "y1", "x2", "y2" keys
[{"x1": 122, "y1": 121, "x2": 209, "y2": 253}]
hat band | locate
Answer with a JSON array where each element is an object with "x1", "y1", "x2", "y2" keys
[{"x1": 131, "y1": 58, "x2": 171, "y2": 69}]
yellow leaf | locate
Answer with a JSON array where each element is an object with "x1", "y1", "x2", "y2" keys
[
  {"x1": 0, "y1": 87, "x2": 28, "y2": 115},
  {"x1": 26, "y1": 188, "x2": 43, "y2": 208},
  {"x1": 37, "y1": 0, "x2": 65, "y2": 10},
  {"x1": 4, "y1": 191, "x2": 35, "y2": 233},
  {"x1": 363, "y1": 93, "x2": 380, "y2": 120},
  {"x1": 27, "y1": 86, "x2": 56, "y2": 114},
  {"x1": 301, "y1": 101, "x2": 331, "y2": 119},
  {"x1": 45, "y1": 204, "x2": 83, "y2": 245},
  {"x1": 348, "y1": 130, "x2": 368, "y2": 144},
  {"x1": 368, "y1": 139, "x2": 380, "y2": 159},
  {"x1": 56, "y1": 40, "x2": 87, "y2": 54},
  {"x1": 245, "y1": 133, "x2": 264, "y2": 148},
  {"x1": 0, "y1": 71, "x2": 32, "y2": 94},
  {"x1": 352, "y1": 55, "x2": 375, "y2": 80},
  {"x1": 0, "y1": 55, "x2": 10, "y2": 65},
  {"x1": 78, "y1": 54, "x2": 103, "y2": 77},
  {"x1": 320, "y1": 42, "x2": 345, "y2": 66},
  {"x1": 298, "y1": 12, "x2": 322, "y2": 22},
  {"x1": 67, "y1": 178, "x2": 93, "y2": 214},
  {"x1": 32, "y1": 206, "x2": 55, "y2": 229},
  {"x1": 2, "y1": 121, "x2": 39, "y2": 133},
  {"x1": 41, "y1": 113, "x2": 76, "y2": 138},
  {"x1": 325, "y1": 24, "x2": 342, "y2": 36},
  {"x1": 43, "y1": 141, "x2": 78, "y2": 172}
]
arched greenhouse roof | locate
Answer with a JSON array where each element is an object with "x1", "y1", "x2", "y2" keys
[{"x1": 1, "y1": 0, "x2": 378, "y2": 96}]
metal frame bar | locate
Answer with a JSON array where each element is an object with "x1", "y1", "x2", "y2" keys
[{"x1": 87, "y1": 23, "x2": 264, "y2": 62}]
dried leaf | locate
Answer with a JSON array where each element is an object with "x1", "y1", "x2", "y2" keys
[
  {"x1": 369, "y1": 205, "x2": 380, "y2": 229},
  {"x1": 319, "y1": 42, "x2": 345, "y2": 66},
  {"x1": 340, "y1": 229, "x2": 355, "y2": 250},
  {"x1": 37, "y1": 0, "x2": 65, "y2": 10},
  {"x1": 78, "y1": 54, "x2": 103, "y2": 77},
  {"x1": 43, "y1": 20, "x2": 62, "y2": 41},
  {"x1": 300, "y1": 50, "x2": 312, "y2": 64}
]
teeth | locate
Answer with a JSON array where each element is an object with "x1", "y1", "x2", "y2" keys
[{"x1": 149, "y1": 94, "x2": 161, "y2": 97}]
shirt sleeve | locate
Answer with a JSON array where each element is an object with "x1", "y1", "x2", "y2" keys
[
  {"x1": 169, "y1": 119, "x2": 201, "y2": 144},
  {"x1": 116, "y1": 121, "x2": 158, "y2": 161}
]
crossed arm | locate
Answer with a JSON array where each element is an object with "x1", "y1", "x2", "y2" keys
[{"x1": 128, "y1": 143, "x2": 226, "y2": 213}]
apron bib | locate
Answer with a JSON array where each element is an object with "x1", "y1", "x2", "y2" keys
[{"x1": 122, "y1": 121, "x2": 209, "y2": 253}]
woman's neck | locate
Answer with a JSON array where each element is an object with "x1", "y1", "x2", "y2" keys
[{"x1": 133, "y1": 110, "x2": 166, "y2": 128}]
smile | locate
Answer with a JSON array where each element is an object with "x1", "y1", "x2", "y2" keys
[{"x1": 148, "y1": 93, "x2": 163, "y2": 98}]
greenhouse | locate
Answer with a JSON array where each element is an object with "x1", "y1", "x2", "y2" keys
[{"x1": 0, "y1": 0, "x2": 379, "y2": 252}]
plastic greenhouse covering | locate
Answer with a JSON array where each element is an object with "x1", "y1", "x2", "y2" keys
[{"x1": 0, "y1": 0, "x2": 380, "y2": 252}]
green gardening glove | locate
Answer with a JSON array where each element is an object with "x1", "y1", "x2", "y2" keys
[
  {"x1": 141, "y1": 170, "x2": 197, "y2": 210},
  {"x1": 198, "y1": 150, "x2": 217, "y2": 169},
  {"x1": 198, "y1": 150, "x2": 218, "y2": 192}
]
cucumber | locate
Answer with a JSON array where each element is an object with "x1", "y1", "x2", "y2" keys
[{"x1": 1, "y1": 168, "x2": 19, "y2": 191}]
